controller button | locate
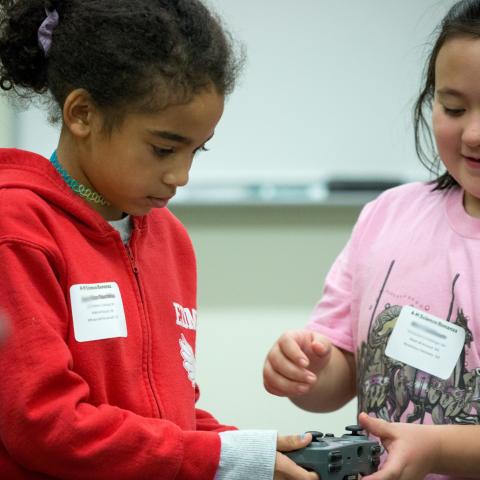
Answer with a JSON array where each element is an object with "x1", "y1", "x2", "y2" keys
[
  {"x1": 371, "y1": 445, "x2": 381, "y2": 455},
  {"x1": 372, "y1": 456, "x2": 381, "y2": 467},
  {"x1": 325, "y1": 433, "x2": 334, "y2": 437},
  {"x1": 306, "y1": 431, "x2": 323, "y2": 441},
  {"x1": 328, "y1": 463, "x2": 342, "y2": 473},
  {"x1": 329, "y1": 450, "x2": 342, "y2": 462}
]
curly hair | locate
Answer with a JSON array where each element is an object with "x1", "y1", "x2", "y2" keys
[
  {"x1": 0, "y1": 0, "x2": 243, "y2": 130},
  {"x1": 414, "y1": 0, "x2": 480, "y2": 190}
]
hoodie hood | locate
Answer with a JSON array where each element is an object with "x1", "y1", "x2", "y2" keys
[{"x1": 0, "y1": 148, "x2": 145, "y2": 236}]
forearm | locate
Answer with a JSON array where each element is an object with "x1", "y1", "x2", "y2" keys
[
  {"x1": 433, "y1": 424, "x2": 480, "y2": 477},
  {"x1": 289, "y1": 346, "x2": 356, "y2": 412}
]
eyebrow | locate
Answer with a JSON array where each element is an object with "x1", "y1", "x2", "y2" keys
[
  {"x1": 148, "y1": 130, "x2": 215, "y2": 146},
  {"x1": 436, "y1": 88, "x2": 465, "y2": 99},
  {"x1": 148, "y1": 130, "x2": 192, "y2": 145}
]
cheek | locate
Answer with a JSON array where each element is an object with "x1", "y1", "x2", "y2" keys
[{"x1": 432, "y1": 112, "x2": 458, "y2": 156}]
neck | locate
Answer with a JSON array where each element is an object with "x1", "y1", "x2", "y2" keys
[{"x1": 55, "y1": 133, "x2": 125, "y2": 221}]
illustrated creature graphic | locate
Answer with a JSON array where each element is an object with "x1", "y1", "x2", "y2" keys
[{"x1": 357, "y1": 265, "x2": 479, "y2": 425}]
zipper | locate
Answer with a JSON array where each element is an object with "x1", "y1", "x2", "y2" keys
[
  {"x1": 125, "y1": 242, "x2": 162, "y2": 418},
  {"x1": 126, "y1": 244, "x2": 139, "y2": 275}
]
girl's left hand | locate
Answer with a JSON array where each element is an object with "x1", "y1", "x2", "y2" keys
[{"x1": 358, "y1": 412, "x2": 439, "y2": 480}]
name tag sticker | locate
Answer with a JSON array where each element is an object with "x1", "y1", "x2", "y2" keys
[
  {"x1": 70, "y1": 282, "x2": 127, "y2": 342},
  {"x1": 385, "y1": 306, "x2": 465, "y2": 380}
]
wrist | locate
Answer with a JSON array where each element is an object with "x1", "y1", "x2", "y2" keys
[{"x1": 427, "y1": 425, "x2": 443, "y2": 474}]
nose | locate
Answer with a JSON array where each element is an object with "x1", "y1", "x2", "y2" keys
[
  {"x1": 462, "y1": 115, "x2": 480, "y2": 148},
  {"x1": 163, "y1": 170, "x2": 189, "y2": 188},
  {"x1": 162, "y1": 159, "x2": 191, "y2": 188}
]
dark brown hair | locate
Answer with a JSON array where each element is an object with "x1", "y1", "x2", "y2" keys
[
  {"x1": 0, "y1": 0, "x2": 243, "y2": 131},
  {"x1": 414, "y1": 0, "x2": 480, "y2": 190}
]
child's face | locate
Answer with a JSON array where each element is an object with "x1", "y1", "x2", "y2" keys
[
  {"x1": 432, "y1": 36, "x2": 480, "y2": 217},
  {"x1": 83, "y1": 87, "x2": 224, "y2": 219}
]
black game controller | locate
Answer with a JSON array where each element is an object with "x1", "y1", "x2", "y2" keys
[{"x1": 285, "y1": 425, "x2": 381, "y2": 479}]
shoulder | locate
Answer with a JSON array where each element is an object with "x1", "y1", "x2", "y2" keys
[
  {"x1": 0, "y1": 186, "x2": 55, "y2": 227},
  {"x1": 349, "y1": 181, "x2": 448, "y2": 243},
  {"x1": 0, "y1": 148, "x2": 63, "y2": 226},
  {"x1": 147, "y1": 207, "x2": 189, "y2": 234},
  {"x1": 0, "y1": 188, "x2": 67, "y2": 261},
  {"x1": 144, "y1": 207, "x2": 194, "y2": 251},
  {"x1": 360, "y1": 181, "x2": 445, "y2": 220},
  {"x1": 372, "y1": 181, "x2": 437, "y2": 206}
]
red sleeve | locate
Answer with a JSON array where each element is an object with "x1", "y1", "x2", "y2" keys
[{"x1": 0, "y1": 241, "x2": 221, "y2": 480}]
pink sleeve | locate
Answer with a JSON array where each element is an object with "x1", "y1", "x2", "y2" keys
[
  {"x1": 306, "y1": 201, "x2": 376, "y2": 353},
  {"x1": 306, "y1": 239, "x2": 356, "y2": 352}
]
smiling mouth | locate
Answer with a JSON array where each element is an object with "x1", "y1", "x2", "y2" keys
[{"x1": 464, "y1": 155, "x2": 480, "y2": 162}]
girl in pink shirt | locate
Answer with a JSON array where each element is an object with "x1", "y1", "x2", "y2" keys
[
  {"x1": 264, "y1": 1, "x2": 480, "y2": 479},
  {"x1": 0, "y1": 1, "x2": 315, "y2": 479}
]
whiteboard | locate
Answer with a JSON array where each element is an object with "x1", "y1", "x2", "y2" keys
[{"x1": 14, "y1": 0, "x2": 455, "y2": 187}]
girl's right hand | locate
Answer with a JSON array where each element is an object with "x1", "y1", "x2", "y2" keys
[
  {"x1": 263, "y1": 329, "x2": 332, "y2": 398},
  {"x1": 274, "y1": 433, "x2": 319, "y2": 479},
  {"x1": 274, "y1": 452, "x2": 319, "y2": 479}
]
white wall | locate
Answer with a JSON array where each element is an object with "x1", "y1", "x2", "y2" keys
[
  {"x1": 172, "y1": 204, "x2": 361, "y2": 434},
  {"x1": 194, "y1": 307, "x2": 357, "y2": 435},
  {"x1": 0, "y1": 96, "x2": 14, "y2": 147},
  {"x1": 13, "y1": 0, "x2": 454, "y2": 185}
]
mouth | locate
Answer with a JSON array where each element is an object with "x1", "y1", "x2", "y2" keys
[
  {"x1": 147, "y1": 196, "x2": 173, "y2": 208},
  {"x1": 462, "y1": 154, "x2": 480, "y2": 166},
  {"x1": 463, "y1": 152, "x2": 480, "y2": 160}
]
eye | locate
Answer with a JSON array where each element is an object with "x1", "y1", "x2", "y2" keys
[
  {"x1": 194, "y1": 145, "x2": 210, "y2": 156},
  {"x1": 152, "y1": 145, "x2": 174, "y2": 157},
  {"x1": 442, "y1": 106, "x2": 465, "y2": 117}
]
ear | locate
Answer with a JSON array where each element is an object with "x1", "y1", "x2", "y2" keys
[{"x1": 62, "y1": 89, "x2": 98, "y2": 138}]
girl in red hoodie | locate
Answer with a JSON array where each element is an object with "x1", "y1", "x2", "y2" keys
[{"x1": 0, "y1": 1, "x2": 317, "y2": 479}]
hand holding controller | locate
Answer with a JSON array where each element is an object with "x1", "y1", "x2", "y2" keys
[{"x1": 284, "y1": 425, "x2": 381, "y2": 479}]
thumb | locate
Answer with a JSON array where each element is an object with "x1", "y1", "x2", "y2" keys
[
  {"x1": 310, "y1": 338, "x2": 331, "y2": 358},
  {"x1": 277, "y1": 432, "x2": 313, "y2": 452},
  {"x1": 358, "y1": 412, "x2": 388, "y2": 438},
  {"x1": 309, "y1": 334, "x2": 332, "y2": 359}
]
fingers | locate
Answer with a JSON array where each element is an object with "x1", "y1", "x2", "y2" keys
[
  {"x1": 361, "y1": 456, "x2": 404, "y2": 480},
  {"x1": 274, "y1": 452, "x2": 320, "y2": 480},
  {"x1": 264, "y1": 345, "x2": 317, "y2": 397},
  {"x1": 277, "y1": 433, "x2": 312, "y2": 452},
  {"x1": 278, "y1": 331, "x2": 313, "y2": 366},
  {"x1": 263, "y1": 330, "x2": 333, "y2": 397},
  {"x1": 280, "y1": 330, "x2": 331, "y2": 371}
]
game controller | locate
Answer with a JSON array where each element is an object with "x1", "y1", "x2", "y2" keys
[{"x1": 285, "y1": 425, "x2": 381, "y2": 479}]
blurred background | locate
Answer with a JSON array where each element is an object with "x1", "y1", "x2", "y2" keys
[{"x1": 0, "y1": 0, "x2": 455, "y2": 435}]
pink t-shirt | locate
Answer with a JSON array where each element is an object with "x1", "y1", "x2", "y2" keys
[{"x1": 307, "y1": 182, "x2": 480, "y2": 480}]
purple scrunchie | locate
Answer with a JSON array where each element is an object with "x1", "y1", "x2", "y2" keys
[{"x1": 38, "y1": 8, "x2": 59, "y2": 56}]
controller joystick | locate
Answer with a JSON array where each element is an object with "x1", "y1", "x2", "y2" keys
[
  {"x1": 345, "y1": 425, "x2": 364, "y2": 435},
  {"x1": 285, "y1": 425, "x2": 381, "y2": 479}
]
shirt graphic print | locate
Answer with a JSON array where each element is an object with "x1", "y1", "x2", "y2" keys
[{"x1": 357, "y1": 260, "x2": 480, "y2": 426}]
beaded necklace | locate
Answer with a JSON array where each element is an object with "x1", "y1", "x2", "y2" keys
[{"x1": 49, "y1": 151, "x2": 111, "y2": 206}]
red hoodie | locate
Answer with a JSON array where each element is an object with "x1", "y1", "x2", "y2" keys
[{"x1": 0, "y1": 149, "x2": 235, "y2": 479}]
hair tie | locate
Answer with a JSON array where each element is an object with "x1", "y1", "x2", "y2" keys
[{"x1": 38, "y1": 8, "x2": 59, "y2": 56}]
